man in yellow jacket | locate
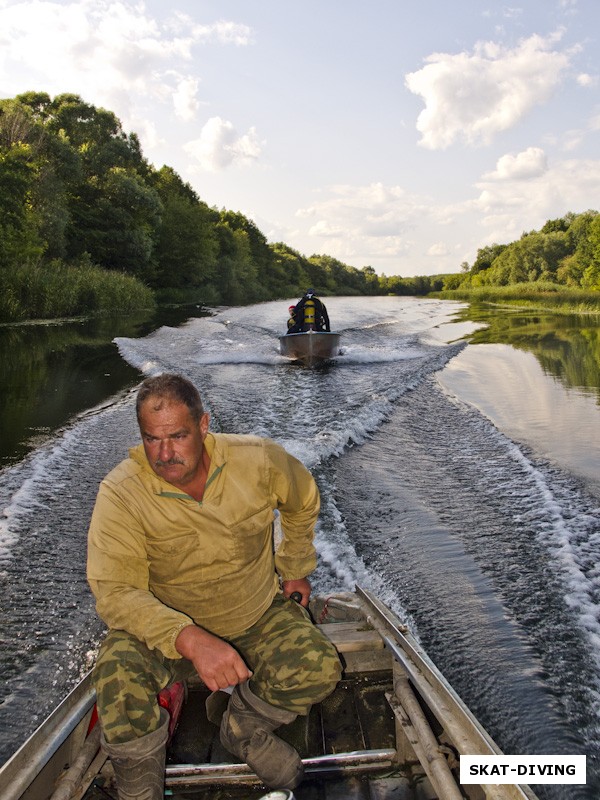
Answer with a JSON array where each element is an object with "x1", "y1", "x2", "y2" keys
[{"x1": 87, "y1": 373, "x2": 341, "y2": 799}]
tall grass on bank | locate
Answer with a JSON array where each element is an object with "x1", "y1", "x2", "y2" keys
[
  {"x1": 154, "y1": 285, "x2": 221, "y2": 307},
  {"x1": 0, "y1": 260, "x2": 156, "y2": 322},
  {"x1": 432, "y1": 282, "x2": 600, "y2": 314}
]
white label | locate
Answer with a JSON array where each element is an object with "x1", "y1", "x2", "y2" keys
[{"x1": 460, "y1": 755, "x2": 586, "y2": 785}]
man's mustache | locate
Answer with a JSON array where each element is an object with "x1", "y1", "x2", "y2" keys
[{"x1": 155, "y1": 457, "x2": 185, "y2": 467}]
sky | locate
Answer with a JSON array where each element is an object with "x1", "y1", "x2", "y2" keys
[{"x1": 0, "y1": 0, "x2": 599, "y2": 278}]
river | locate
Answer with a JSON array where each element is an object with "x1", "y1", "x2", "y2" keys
[{"x1": 1, "y1": 296, "x2": 600, "y2": 800}]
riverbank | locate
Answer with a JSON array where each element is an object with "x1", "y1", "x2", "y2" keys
[
  {"x1": 432, "y1": 282, "x2": 600, "y2": 314},
  {"x1": 0, "y1": 261, "x2": 158, "y2": 323}
]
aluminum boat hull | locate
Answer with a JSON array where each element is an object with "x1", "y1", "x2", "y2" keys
[
  {"x1": 279, "y1": 331, "x2": 341, "y2": 367},
  {"x1": 0, "y1": 585, "x2": 540, "y2": 800}
]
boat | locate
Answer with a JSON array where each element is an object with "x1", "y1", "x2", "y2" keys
[
  {"x1": 0, "y1": 585, "x2": 539, "y2": 800},
  {"x1": 279, "y1": 330, "x2": 341, "y2": 367}
]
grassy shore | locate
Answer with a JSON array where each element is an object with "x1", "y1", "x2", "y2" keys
[
  {"x1": 431, "y1": 282, "x2": 600, "y2": 314},
  {"x1": 0, "y1": 260, "x2": 156, "y2": 323}
]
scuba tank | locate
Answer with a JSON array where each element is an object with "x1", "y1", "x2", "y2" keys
[{"x1": 303, "y1": 298, "x2": 316, "y2": 329}]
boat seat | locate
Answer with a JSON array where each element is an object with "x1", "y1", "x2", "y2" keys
[
  {"x1": 317, "y1": 621, "x2": 384, "y2": 652},
  {"x1": 317, "y1": 621, "x2": 392, "y2": 673}
]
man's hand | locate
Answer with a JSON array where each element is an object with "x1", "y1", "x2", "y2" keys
[
  {"x1": 282, "y1": 577, "x2": 311, "y2": 608},
  {"x1": 175, "y1": 625, "x2": 252, "y2": 691}
]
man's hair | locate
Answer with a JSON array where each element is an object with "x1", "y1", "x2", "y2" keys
[{"x1": 136, "y1": 373, "x2": 204, "y2": 422}]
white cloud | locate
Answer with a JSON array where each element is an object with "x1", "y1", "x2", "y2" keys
[
  {"x1": 483, "y1": 146, "x2": 548, "y2": 180},
  {"x1": 503, "y1": 8, "x2": 524, "y2": 20},
  {"x1": 172, "y1": 76, "x2": 201, "y2": 121},
  {"x1": 293, "y1": 152, "x2": 600, "y2": 273},
  {"x1": 308, "y1": 220, "x2": 345, "y2": 237},
  {"x1": 577, "y1": 72, "x2": 598, "y2": 87},
  {"x1": 184, "y1": 117, "x2": 263, "y2": 172},
  {"x1": 405, "y1": 32, "x2": 572, "y2": 149},
  {"x1": 427, "y1": 243, "x2": 451, "y2": 257},
  {"x1": 295, "y1": 183, "x2": 433, "y2": 264},
  {"x1": 0, "y1": 0, "x2": 252, "y2": 137},
  {"x1": 475, "y1": 157, "x2": 600, "y2": 242},
  {"x1": 561, "y1": 111, "x2": 600, "y2": 152},
  {"x1": 193, "y1": 19, "x2": 254, "y2": 46}
]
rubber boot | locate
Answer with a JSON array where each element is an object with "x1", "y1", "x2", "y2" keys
[
  {"x1": 220, "y1": 681, "x2": 303, "y2": 790},
  {"x1": 100, "y1": 708, "x2": 169, "y2": 800}
]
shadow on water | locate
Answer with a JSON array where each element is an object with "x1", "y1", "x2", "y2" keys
[
  {"x1": 0, "y1": 305, "x2": 211, "y2": 467},
  {"x1": 455, "y1": 303, "x2": 600, "y2": 400}
]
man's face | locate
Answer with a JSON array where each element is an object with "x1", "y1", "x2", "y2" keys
[{"x1": 138, "y1": 398, "x2": 209, "y2": 490}]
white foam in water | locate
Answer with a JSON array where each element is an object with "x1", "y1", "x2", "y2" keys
[
  {"x1": 5, "y1": 295, "x2": 600, "y2": 785},
  {"x1": 0, "y1": 427, "x2": 81, "y2": 567},
  {"x1": 508, "y1": 441, "x2": 600, "y2": 699},
  {"x1": 112, "y1": 298, "x2": 463, "y2": 472}
]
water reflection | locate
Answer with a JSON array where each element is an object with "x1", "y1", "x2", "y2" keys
[
  {"x1": 456, "y1": 303, "x2": 600, "y2": 400},
  {"x1": 442, "y1": 304, "x2": 600, "y2": 497},
  {"x1": 0, "y1": 306, "x2": 210, "y2": 467}
]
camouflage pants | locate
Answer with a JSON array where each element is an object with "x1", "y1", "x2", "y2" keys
[{"x1": 94, "y1": 593, "x2": 342, "y2": 743}]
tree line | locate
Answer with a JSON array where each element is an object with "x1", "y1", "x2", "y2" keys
[
  {"x1": 443, "y1": 210, "x2": 600, "y2": 292},
  {"x1": 0, "y1": 92, "x2": 440, "y2": 322},
  {"x1": 5, "y1": 91, "x2": 595, "y2": 322}
]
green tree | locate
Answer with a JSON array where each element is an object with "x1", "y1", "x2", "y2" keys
[
  {"x1": 485, "y1": 232, "x2": 570, "y2": 285},
  {"x1": 65, "y1": 167, "x2": 161, "y2": 278},
  {"x1": 3, "y1": 94, "x2": 80, "y2": 260},
  {"x1": 214, "y1": 222, "x2": 257, "y2": 304},
  {"x1": 219, "y1": 211, "x2": 273, "y2": 299},
  {"x1": 581, "y1": 216, "x2": 600, "y2": 290},
  {"x1": 541, "y1": 213, "x2": 576, "y2": 234},
  {"x1": 569, "y1": 211, "x2": 599, "y2": 273},
  {"x1": 443, "y1": 273, "x2": 464, "y2": 290},
  {"x1": 361, "y1": 266, "x2": 381, "y2": 294},
  {"x1": 0, "y1": 144, "x2": 43, "y2": 268},
  {"x1": 471, "y1": 243, "x2": 508, "y2": 274},
  {"x1": 36, "y1": 94, "x2": 159, "y2": 273},
  {"x1": 150, "y1": 166, "x2": 218, "y2": 290},
  {"x1": 269, "y1": 243, "x2": 311, "y2": 297},
  {"x1": 556, "y1": 254, "x2": 585, "y2": 287}
]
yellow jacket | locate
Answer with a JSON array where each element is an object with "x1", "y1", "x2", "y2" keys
[{"x1": 87, "y1": 433, "x2": 320, "y2": 659}]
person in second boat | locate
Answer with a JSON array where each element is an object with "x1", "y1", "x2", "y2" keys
[
  {"x1": 286, "y1": 304, "x2": 297, "y2": 331},
  {"x1": 287, "y1": 289, "x2": 330, "y2": 333}
]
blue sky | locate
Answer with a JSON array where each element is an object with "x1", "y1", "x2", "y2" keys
[{"x1": 1, "y1": 0, "x2": 599, "y2": 276}]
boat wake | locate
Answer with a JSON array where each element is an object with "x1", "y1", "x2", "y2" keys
[{"x1": 1, "y1": 297, "x2": 599, "y2": 799}]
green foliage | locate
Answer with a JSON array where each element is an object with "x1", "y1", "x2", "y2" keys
[
  {"x1": 0, "y1": 132, "x2": 44, "y2": 267},
  {"x1": 269, "y1": 243, "x2": 311, "y2": 297},
  {"x1": 150, "y1": 167, "x2": 218, "y2": 290},
  {"x1": 0, "y1": 258, "x2": 155, "y2": 322},
  {"x1": 218, "y1": 210, "x2": 273, "y2": 300},
  {"x1": 580, "y1": 215, "x2": 600, "y2": 290},
  {"x1": 450, "y1": 210, "x2": 600, "y2": 299},
  {"x1": 0, "y1": 90, "x2": 441, "y2": 321},
  {"x1": 6, "y1": 92, "x2": 600, "y2": 322},
  {"x1": 442, "y1": 273, "x2": 464, "y2": 290},
  {"x1": 213, "y1": 222, "x2": 259, "y2": 304},
  {"x1": 69, "y1": 166, "x2": 162, "y2": 276},
  {"x1": 432, "y1": 282, "x2": 600, "y2": 314},
  {"x1": 471, "y1": 243, "x2": 508, "y2": 274}
]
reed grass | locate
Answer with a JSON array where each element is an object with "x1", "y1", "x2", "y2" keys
[
  {"x1": 432, "y1": 282, "x2": 600, "y2": 314},
  {"x1": 0, "y1": 260, "x2": 156, "y2": 322}
]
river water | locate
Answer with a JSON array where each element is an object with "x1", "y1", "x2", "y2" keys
[{"x1": 1, "y1": 296, "x2": 600, "y2": 800}]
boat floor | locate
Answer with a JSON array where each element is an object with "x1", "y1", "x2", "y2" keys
[{"x1": 83, "y1": 670, "x2": 431, "y2": 800}]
